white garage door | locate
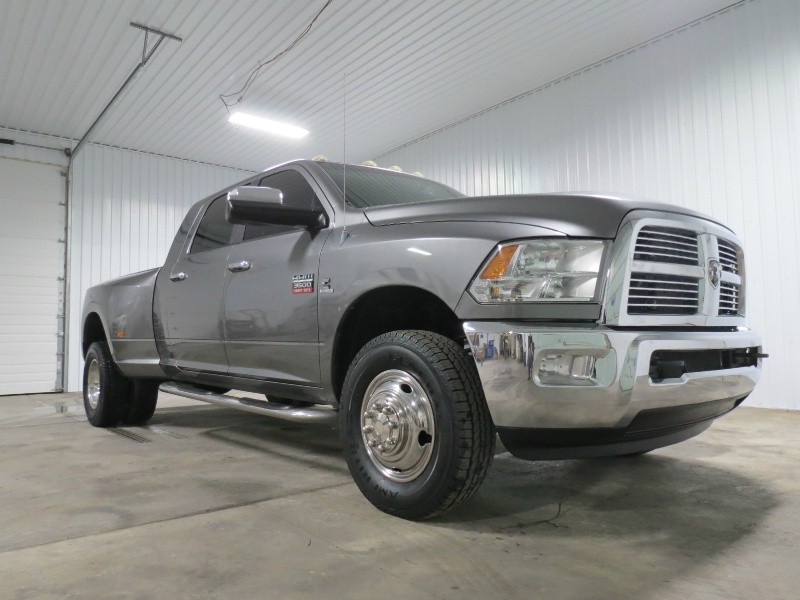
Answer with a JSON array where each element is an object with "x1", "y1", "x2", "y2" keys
[{"x1": 0, "y1": 158, "x2": 66, "y2": 395}]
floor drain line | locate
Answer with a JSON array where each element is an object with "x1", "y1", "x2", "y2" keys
[{"x1": 109, "y1": 428, "x2": 152, "y2": 443}]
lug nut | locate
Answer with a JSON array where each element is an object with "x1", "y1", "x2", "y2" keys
[
  {"x1": 382, "y1": 407, "x2": 392, "y2": 415},
  {"x1": 362, "y1": 425, "x2": 374, "y2": 434},
  {"x1": 377, "y1": 444, "x2": 386, "y2": 452}
]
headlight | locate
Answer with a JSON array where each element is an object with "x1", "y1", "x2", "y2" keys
[{"x1": 469, "y1": 239, "x2": 608, "y2": 303}]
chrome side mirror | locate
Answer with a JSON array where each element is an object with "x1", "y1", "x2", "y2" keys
[
  {"x1": 227, "y1": 185, "x2": 283, "y2": 204},
  {"x1": 225, "y1": 186, "x2": 328, "y2": 230}
]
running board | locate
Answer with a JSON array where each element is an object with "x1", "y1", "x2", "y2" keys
[{"x1": 159, "y1": 382, "x2": 336, "y2": 424}]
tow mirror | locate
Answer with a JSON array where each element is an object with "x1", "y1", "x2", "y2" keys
[{"x1": 226, "y1": 186, "x2": 328, "y2": 229}]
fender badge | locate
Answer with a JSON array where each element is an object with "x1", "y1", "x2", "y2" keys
[{"x1": 292, "y1": 273, "x2": 314, "y2": 294}]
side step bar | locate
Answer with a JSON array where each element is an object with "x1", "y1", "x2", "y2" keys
[{"x1": 159, "y1": 382, "x2": 337, "y2": 425}]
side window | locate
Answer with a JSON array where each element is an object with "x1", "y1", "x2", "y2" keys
[
  {"x1": 243, "y1": 170, "x2": 323, "y2": 241},
  {"x1": 190, "y1": 196, "x2": 236, "y2": 253}
]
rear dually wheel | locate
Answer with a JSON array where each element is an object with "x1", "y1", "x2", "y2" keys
[{"x1": 82, "y1": 341, "x2": 131, "y2": 427}]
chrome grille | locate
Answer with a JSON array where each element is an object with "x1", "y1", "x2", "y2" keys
[
  {"x1": 719, "y1": 281, "x2": 740, "y2": 315},
  {"x1": 610, "y1": 216, "x2": 747, "y2": 326},
  {"x1": 717, "y1": 238, "x2": 740, "y2": 274},
  {"x1": 627, "y1": 273, "x2": 700, "y2": 315},
  {"x1": 633, "y1": 226, "x2": 699, "y2": 266}
]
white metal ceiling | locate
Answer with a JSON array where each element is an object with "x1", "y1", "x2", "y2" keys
[{"x1": 0, "y1": 0, "x2": 737, "y2": 171}]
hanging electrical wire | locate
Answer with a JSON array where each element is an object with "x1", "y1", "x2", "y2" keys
[{"x1": 220, "y1": 0, "x2": 334, "y2": 115}]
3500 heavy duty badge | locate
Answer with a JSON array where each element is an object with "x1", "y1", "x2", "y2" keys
[{"x1": 292, "y1": 273, "x2": 314, "y2": 294}]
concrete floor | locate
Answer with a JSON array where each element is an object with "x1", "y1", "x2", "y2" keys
[{"x1": 0, "y1": 393, "x2": 797, "y2": 600}]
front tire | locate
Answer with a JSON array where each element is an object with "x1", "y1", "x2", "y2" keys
[
  {"x1": 340, "y1": 330, "x2": 495, "y2": 520},
  {"x1": 83, "y1": 341, "x2": 131, "y2": 427}
]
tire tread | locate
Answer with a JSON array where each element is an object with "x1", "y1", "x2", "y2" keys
[
  {"x1": 342, "y1": 330, "x2": 495, "y2": 519},
  {"x1": 123, "y1": 381, "x2": 160, "y2": 425},
  {"x1": 83, "y1": 341, "x2": 131, "y2": 427}
]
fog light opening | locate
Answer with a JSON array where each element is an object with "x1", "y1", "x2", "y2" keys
[{"x1": 537, "y1": 353, "x2": 598, "y2": 386}]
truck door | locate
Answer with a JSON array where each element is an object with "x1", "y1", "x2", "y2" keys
[
  {"x1": 223, "y1": 168, "x2": 331, "y2": 386},
  {"x1": 158, "y1": 195, "x2": 235, "y2": 374}
]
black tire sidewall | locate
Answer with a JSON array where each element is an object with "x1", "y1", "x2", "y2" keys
[
  {"x1": 82, "y1": 341, "x2": 129, "y2": 427},
  {"x1": 341, "y1": 339, "x2": 461, "y2": 517},
  {"x1": 123, "y1": 380, "x2": 160, "y2": 425}
]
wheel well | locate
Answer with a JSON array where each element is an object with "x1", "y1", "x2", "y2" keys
[
  {"x1": 331, "y1": 286, "x2": 464, "y2": 400},
  {"x1": 82, "y1": 313, "x2": 107, "y2": 357}
]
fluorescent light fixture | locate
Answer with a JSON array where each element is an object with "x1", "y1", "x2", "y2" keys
[
  {"x1": 229, "y1": 112, "x2": 309, "y2": 139},
  {"x1": 407, "y1": 247, "x2": 432, "y2": 256}
]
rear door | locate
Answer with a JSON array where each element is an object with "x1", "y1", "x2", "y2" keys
[
  {"x1": 223, "y1": 168, "x2": 331, "y2": 385},
  {"x1": 158, "y1": 195, "x2": 237, "y2": 374}
]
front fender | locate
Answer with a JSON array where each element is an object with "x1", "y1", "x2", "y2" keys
[{"x1": 317, "y1": 220, "x2": 558, "y2": 391}]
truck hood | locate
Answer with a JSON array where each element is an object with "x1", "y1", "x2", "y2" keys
[{"x1": 363, "y1": 193, "x2": 727, "y2": 238}]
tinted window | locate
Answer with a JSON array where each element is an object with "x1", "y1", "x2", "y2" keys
[
  {"x1": 190, "y1": 196, "x2": 236, "y2": 253},
  {"x1": 243, "y1": 170, "x2": 323, "y2": 241},
  {"x1": 317, "y1": 163, "x2": 464, "y2": 208}
]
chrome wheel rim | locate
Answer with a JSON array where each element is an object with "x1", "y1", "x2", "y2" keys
[
  {"x1": 86, "y1": 359, "x2": 101, "y2": 410},
  {"x1": 360, "y1": 369, "x2": 435, "y2": 483}
]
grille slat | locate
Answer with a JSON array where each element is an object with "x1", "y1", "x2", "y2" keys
[
  {"x1": 628, "y1": 272, "x2": 700, "y2": 315},
  {"x1": 636, "y1": 236, "x2": 699, "y2": 250},
  {"x1": 717, "y1": 238, "x2": 741, "y2": 274},
  {"x1": 633, "y1": 226, "x2": 699, "y2": 266},
  {"x1": 634, "y1": 250, "x2": 698, "y2": 262},
  {"x1": 628, "y1": 286, "x2": 697, "y2": 294},
  {"x1": 629, "y1": 280, "x2": 698, "y2": 288},
  {"x1": 635, "y1": 244, "x2": 699, "y2": 256},
  {"x1": 718, "y1": 280, "x2": 741, "y2": 315},
  {"x1": 628, "y1": 299, "x2": 697, "y2": 314},
  {"x1": 637, "y1": 229, "x2": 698, "y2": 243}
]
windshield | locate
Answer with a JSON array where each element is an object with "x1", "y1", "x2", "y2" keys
[{"x1": 317, "y1": 163, "x2": 465, "y2": 208}]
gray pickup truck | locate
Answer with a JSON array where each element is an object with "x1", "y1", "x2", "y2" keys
[{"x1": 81, "y1": 159, "x2": 763, "y2": 519}]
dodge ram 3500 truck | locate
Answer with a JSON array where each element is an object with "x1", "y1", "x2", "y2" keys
[{"x1": 81, "y1": 159, "x2": 763, "y2": 519}]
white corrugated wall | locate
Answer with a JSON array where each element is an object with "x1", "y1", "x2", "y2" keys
[
  {"x1": 66, "y1": 145, "x2": 253, "y2": 391},
  {"x1": 377, "y1": 0, "x2": 799, "y2": 410}
]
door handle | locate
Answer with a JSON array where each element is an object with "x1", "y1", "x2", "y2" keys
[
  {"x1": 169, "y1": 272, "x2": 187, "y2": 282},
  {"x1": 228, "y1": 260, "x2": 252, "y2": 273}
]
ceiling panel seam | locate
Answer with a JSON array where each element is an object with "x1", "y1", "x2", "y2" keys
[
  {"x1": 102, "y1": 0, "x2": 268, "y2": 143},
  {"x1": 374, "y1": 0, "x2": 746, "y2": 159},
  {"x1": 151, "y1": 1, "x2": 311, "y2": 156},
  {"x1": 0, "y1": 125, "x2": 253, "y2": 173}
]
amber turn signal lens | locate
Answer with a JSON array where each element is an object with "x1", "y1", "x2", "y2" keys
[{"x1": 479, "y1": 244, "x2": 519, "y2": 279}]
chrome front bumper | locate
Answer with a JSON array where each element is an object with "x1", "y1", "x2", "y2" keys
[{"x1": 463, "y1": 322, "x2": 762, "y2": 430}]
